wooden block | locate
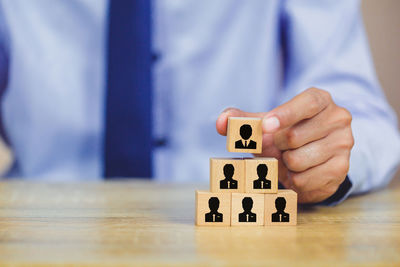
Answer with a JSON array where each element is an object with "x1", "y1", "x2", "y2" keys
[
  {"x1": 210, "y1": 158, "x2": 245, "y2": 193},
  {"x1": 264, "y1": 190, "x2": 297, "y2": 226},
  {"x1": 195, "y1": 191, "x2": 231, "y2": 226},
  {"x1": 227, "y1": 117, "x2": 262, "y2": 154},
  {"x1": 244, "y1": 158, "x2": 278, "y2": 193},
  {"x1": 231, "y1": 193, "x2": 264, "y2": 226}
]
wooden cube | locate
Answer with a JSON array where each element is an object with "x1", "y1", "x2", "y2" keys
[
  {"x1": 264, "y1": 190, "x2": 297, "y2": 226},
  {"x1": 227, "y1": 117, "x2": 262, "y2": 154},
  {"x1": 210, "y1": 158, "x2": 245, "y2": 193},
  {"x1": 244, "y1": 158, "x2": 278, "y2": 193},
  {"x1": 195, "y1": 191, "x2": 231, "y2": 226},
  {"x1": 231, "y1": 193, "x2": 264, "y2": 226}
]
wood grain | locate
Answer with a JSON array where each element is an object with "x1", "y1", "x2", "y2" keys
[
  {"x1": 244, "y1": 157, "x2": 278, "y2": 193},
  {"x1": 209, "y1": 158, "x2": 245, "y2": 193},
  {"x1": 264, "y1": 189, "x2": 297, "y2": 226},
  {"x1": 195, "y1": 191, "x2": 231, "y2": 226},
  {"x1": 0, "y1": 178, "x2": 399, "y2": 266},
  {"x1": 231, "y1": 193, "x2": 264, "y2": 226},
  {"x1": 226, "y1": 117, "x2": 262, "y2": 154}
]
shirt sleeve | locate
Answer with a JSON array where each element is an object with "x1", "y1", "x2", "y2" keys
[{"x1": 279, "y1": 0, "x2": 400, "y2": 204}]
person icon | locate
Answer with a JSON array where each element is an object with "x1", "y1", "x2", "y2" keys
[
  {"x1": 271, "y1": 197, "x2": 290, "y2": 222},
  {"x1": 219, "y1": 164, "x2": 238, "y2": 189},
  {"x1": 238, "y1": 197, "x2": 257, "y2": 222},
  {"x1": 253, "y1": 164, "x2": 271, "y2": 189},
  {"x1": 235, "y1": 124, "x2": 257, "y2": 149},
  {"x1": 205, "y1": 197, "x2": 223, "y2": 222}
]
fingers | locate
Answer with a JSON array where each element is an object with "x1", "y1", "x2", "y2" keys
[
  {"x1": 274, "y1": 105, "x2": 352, "y2": 150},
  {"x1": 280, "y1": 127, "x2": 352, "y2": 172},
  {"x1": 262, "y1": 88, "x2": 332, "y2": 134},
  {"x1": 256, "y1": 133, "x2": 280, "y2": 157},
  {"x1": 297, "y1": 187, "x2": 339, "y2": 204},
  {"x1": 216, "y1": 107, "x2": 266, "y2": 136},
  {"x1": 217, "y1": 88, "x2": 333, "y2": 137},
  {"x1": 287, "y1": 155, "x2": 349, "y2": 195},
  {"x1": 281, "y1": 140, "x2": 333, "y2": 173}
]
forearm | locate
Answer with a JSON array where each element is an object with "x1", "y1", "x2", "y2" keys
[{"x1": 312, "y1": 79, "x2": 400, "y2": 196}]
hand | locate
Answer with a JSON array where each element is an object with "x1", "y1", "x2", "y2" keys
[{"x1": 216, "y1": 88, "x2": 354, "y2": 203}]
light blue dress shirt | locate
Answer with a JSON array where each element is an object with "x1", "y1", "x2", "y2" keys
[{"x1": 0, "y1": 0, "x2": 399, "y2": 202}]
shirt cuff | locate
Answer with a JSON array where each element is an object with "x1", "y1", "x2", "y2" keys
[{"x1": 315, "y1": 175, "x2": 353, "y2": 206}]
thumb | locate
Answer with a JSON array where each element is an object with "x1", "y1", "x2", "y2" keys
[{"x1": 216, "y1": 107, "x2": 267, "y2": 136}]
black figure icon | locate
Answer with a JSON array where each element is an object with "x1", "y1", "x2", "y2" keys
[
  {"x1": 238, "y1": 197, "x2": 257, "y2": 222},
  {"x1": 235, "y1": 124, "x2": 257, "y2": 149},
  {"x1": 205, "y1": 197, "x2": 223, "y2": 222},
  {"x1": 253, "y1": 164, "x2": 271, "y2": 189},
  {"x1": 220, "y1": 164, "x2": 238, "y2": 189},
  {"x1": 271, "y1": 197, "x2": 290, "y2": 222}
]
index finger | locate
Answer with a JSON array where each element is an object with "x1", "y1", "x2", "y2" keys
[{"x1": 263, "y1": 88, "x2": 331, "y2": 133}]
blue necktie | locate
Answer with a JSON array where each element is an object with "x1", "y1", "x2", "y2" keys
[
  {"x1": 0, "y1": 28, "x2": 10, "y2": 145},
  {"x1": 104, "y1": 0, "x2": 153, "y2": 178}
]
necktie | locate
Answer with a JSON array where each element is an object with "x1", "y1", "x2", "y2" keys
[
  {"x1": 104, "y1": 0, "x2": 153, "y2": 178},
  {"x1": 0, "y1": 32, "x2": 9, "y2": 144}
]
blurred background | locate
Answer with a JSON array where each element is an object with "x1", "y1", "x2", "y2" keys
[
  {"x1": 362, "y1": 0, "x2": 400, "y2": 181},
  {"x1": 0, "y1": 0, "x2": 399, "y2": 179},
  {"x1": 363, "y1": 0, "x2": 400, "y2": 124}
]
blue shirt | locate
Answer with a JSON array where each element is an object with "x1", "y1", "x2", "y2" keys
[{"x1": 0, "y1": 0, "x2": 399, "y2": 203}]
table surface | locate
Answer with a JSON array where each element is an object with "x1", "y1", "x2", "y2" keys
[{"x1": 0, "y1": 177, "x2": 399, "y2": 266}]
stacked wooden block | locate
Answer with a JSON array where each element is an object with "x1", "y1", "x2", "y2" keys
[{"x1": 195, "y1": 117, "x2": 297, "y2": 226}]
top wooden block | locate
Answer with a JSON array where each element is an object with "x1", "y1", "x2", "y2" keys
[{"x1": 227, "y1": 117, "x2": 262, "y2": 154}]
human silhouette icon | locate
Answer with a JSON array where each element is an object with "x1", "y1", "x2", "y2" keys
[
  {"x1": 253, "y1": 164, "x2": 271, "y2": 189},
  {"x1": 238, "y1": 197, "x2": 257, "y2": 222},
  {"x1": 205, "y1": 197, "x2": 223, "y2": 222},
  {"x1": 219, "y1": 164, "x2": 238, "y2": 189},
  {"x1": 271, "y1": 197, "x2": 290, "y2": 222},
  {"x1": 235, "y1": 124, "x2": 257, "y2": 149}
]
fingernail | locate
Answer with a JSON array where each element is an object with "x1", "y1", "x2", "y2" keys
[{"x1": 263, "y1": 116, "x2": 280, "y2": 133}]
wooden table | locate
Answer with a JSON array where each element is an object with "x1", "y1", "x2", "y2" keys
[{"x1": 0, "y1": 177, "x2": 399, "y2": 266}]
